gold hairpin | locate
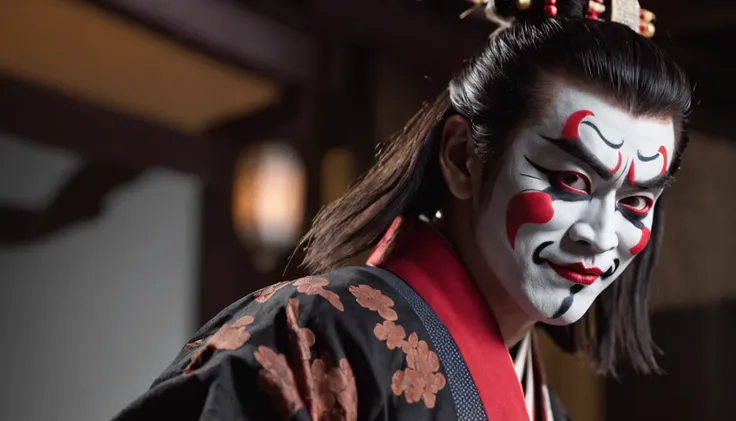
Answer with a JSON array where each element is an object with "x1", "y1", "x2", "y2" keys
[
  {"x1": 610, "y1": 0, "x2": 656, "y2": 38},
  {"x1": 517, "y1": 0, "x2": 532, "y2": 10},
  {"x1": 639, "y1": 8, "x2": 656, "y2": 37},
  {"x1": 462, "y1": 0, "x2": 657, "y2": 38},
  {"x1": 587, "y1": 0, "x2": 606, "y2": 19}
]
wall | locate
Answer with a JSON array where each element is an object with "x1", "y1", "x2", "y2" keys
[{"x1": 0, "y1": 134, "x2": 201, "y2": 421}]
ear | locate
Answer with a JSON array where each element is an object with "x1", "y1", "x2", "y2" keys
[{"x1": 439, "y1": 116, "x2": 477, "y2": 201}]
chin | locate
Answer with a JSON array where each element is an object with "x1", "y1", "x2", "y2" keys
[
  {"x1": 539, "y1": 306, "x2": 587, "y2": 326},
  {"x1": 518, "y1": 282, "x2": 592, "y2": 326}
]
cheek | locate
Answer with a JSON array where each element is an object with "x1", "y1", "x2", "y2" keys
[
  {"x1": 630, "y1": 227, "x2": 651, "y2": 255},
  {"x1": 505, "y1": 191, "x2": 555, "y2": 249},
  {"x1": 503, "y1": 190, "x2": 590, "y2": 250},
  {"x1": 617, "y1": 214, "x2": 654, "y2": 256}
]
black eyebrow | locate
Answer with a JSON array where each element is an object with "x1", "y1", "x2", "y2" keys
[
  {"x1": 580, "y1": 121, "x2": 624, "y2": 149},
  {"x1": 634, "y1": 173, "x2": 675, "y2": 190},
  {"x1": 539, "y1": 135, "x2": 613, "y2": 180}
]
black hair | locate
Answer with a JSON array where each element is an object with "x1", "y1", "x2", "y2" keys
[{"x1": 301, "y1": 0, "x2": 691, "y2": 375}]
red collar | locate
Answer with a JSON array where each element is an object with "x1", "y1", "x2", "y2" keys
[{"x1": 368, "y1": 217, "x2": 529, "y2": 420}]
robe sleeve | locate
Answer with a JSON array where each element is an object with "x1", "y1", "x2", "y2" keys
[{"x1": 112, "y1": 269, "x2": 453, "y2": 421}]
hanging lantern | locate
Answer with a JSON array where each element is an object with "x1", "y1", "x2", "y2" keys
[{"x1": 232, "y1": 141, "x2": 306, "y2": 271}]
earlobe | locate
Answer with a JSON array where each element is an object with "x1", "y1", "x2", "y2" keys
[{"x1": 439, "y1": 116, "x2": 475, "y2": 200}]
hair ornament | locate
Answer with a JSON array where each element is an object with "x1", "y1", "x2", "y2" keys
[
  {"x1": 517, "y1": 0, "x2": 533, "y2": 10},
  {"x1": 462, "y1": 0, "x2": 656, "y2": 38},
  {"x1": 587, "y1": 0, "x2": 606, "y2": 20},
  {"x1": 638, "y1": 7, "x2": 656, "y2": 37},
  {"x1": 460, "y1": 1, "x2": 514, "y2": 28},
  {"x1": 544, "y1": 0, "x2": 558, "y2": 17},
  {"x1": 609, "y1": 0, "x2": 657, "y2": 37}
]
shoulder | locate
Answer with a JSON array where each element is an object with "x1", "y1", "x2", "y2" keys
[
  {"x1": 118, "y1": 266, "x2": 456, "y2": 420},
  {"x1": 247, "y1": 265, "x2": 415, "y2": 326},
  {"x1": 153, "y1": 266, "x2": 414, "y2": 384},
  {"x1": 246, "y1": 265, "x2": 423, "y2": 362}
]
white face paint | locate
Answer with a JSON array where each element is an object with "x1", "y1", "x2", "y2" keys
[{"x1": 477, "y1": 86, "x2": 676, "y2": 325}]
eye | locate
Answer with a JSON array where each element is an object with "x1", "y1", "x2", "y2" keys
[
  {"x1": 552, "y1": 172, "x2": 591, "y2": 195},
  {"x1": 618, "y1": 196, "x2": 653, "y2": 216}
]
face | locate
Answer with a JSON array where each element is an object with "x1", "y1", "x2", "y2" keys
[{"x1": 476, "y1": 86, "x2": 676, "y2": 325}]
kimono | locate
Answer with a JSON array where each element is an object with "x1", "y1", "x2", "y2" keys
[{"x1": 113, "y1": 217, "x2": 570, "y2": 421}]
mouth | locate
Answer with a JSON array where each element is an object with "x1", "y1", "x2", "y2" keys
[{"x1": 547, "y1": 261, "x2": 603, "y2": 286}]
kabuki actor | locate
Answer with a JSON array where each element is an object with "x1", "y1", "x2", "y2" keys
[{"x1": 113, "y1": 0, "x2": 692, "y2": 420}]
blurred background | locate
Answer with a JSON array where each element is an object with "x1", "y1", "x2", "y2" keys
[{"x1": 0, "y1": 0, "x2": 732, "y2": 420}]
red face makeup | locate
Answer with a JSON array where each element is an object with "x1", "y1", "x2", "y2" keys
[{"x1": 476, "y1": 87, "x2": 676, "y2": 325}]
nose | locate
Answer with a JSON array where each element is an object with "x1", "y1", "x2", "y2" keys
[{"x1": 567, "y1": 206, "x2": 619, "y2": 253}]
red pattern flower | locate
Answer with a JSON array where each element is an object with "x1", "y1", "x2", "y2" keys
[
  {"x1": 282, "y1": 296, "x2": 357, "y2": 420},
  {"x1": 183, "y1": 339, "x2": 202, "y2": 350},
  {"x1": 254, "y1": 281, "x2": 290, "y2": 303},
  {"x1": 293, "y1": 277, "x2": 344, "y2": 311},
  {"x1": 350, "y1": 283, "x2": 446, "y2": 409},
  {"x1": 374, "y1": 320, "x2": 406, "y2": 350},
  {"x1": 184, "y1": 315, "x2": 255, "y2": 374},
  {"x1": 311, "y1": 356, "x2": 358, "y2": 421},
  {"x1": 255, "y1": 346, "x2": 305, "y2": 419},
  {"x1": 349, "y1": 284, "x2": 398, "y2": 321},
  {"x1": 392, "y1": 333, "x2": 446, "y2": 409},
  {"x1": 286, "y1": 298, "x2": 316, "y2": 360},
  {"x1": 391, "y1": 368, "x2": 424, "y2": 403}
]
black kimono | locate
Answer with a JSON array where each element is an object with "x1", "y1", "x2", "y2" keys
[{"x1": 113, "y1": 218, "x2": 569, "y2": 421}]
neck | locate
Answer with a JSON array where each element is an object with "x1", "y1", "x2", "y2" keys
[{"x1": 435, "y1": 205, "x2": 536, "y2": 349}]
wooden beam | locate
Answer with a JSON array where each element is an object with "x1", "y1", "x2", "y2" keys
[
  {"x1": 86, "y1": 0, "x2": 732, "y2": 88},
  {"x1": 102, "y1": 0, "x2": 490, "y2": 81},
  {"x1": 307, "y1": 0, "x2": 490, "y2": 79},
  {"x1": 322, "y1": 45, "x2": 377, "y2": 172},
  {"x1": 306, "y1": 1, "x2": 736, "y2": 141},
  {"x1": 82, "y1": 0, "x2": 322, "y2": 86},
  {"x1": 0, "y1": 163, "x2": 141, "y2": 244},
  {"x1": 0, "y1": 75, "x2": 234, "y2": 190},
  {"x1": 206, "y1": 89, "x2": 301, "y2": 143}
]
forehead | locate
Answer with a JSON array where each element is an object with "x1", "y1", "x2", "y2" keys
[{"x1": 537, "y1": 87, "x2": 676, "y2": 153}]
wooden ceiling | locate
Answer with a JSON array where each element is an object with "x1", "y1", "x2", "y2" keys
[
  {"x1": 81, "y1": 0, "x2": 736, "y2": 138},
  {"x1": 1, "y1": 0, "x2": 731, "y2": 137},
  {"x1": 0, "y1": 0, "x2": 280, "y2": 132},
  {"x1": 1, "y1": 0, "x2": 733, "y2": 179}
]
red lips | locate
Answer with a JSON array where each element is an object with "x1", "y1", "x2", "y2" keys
[{"x1": 548, "y1": 261, "x2": 603, "y2": 286}]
